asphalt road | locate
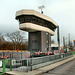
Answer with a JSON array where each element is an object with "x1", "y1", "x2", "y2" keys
[{"x1": 42, "y1": 59, "x2": 75, "y2": 75}]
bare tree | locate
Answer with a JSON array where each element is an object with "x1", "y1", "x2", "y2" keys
[
  {"x1": 0, "y1": 33, "x2": 4, "y2": 41},
  {"x1": 5, "y1": 30, "x2": 27, "y2": 50},
  {"x1": 0, "y1": 33, "x2": 5, "y2": 49}
]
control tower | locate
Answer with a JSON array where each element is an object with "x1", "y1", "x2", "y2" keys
[{"x1": 16, "y1": 10, "x2": 58, "y2": 55}]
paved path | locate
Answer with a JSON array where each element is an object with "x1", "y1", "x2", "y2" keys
[
  {"x1": 42, "y1": 59, "x2": 75, "y2": 75},
  {"x1": 6, "y1": 55, "x2": 75, "y2": 75}
]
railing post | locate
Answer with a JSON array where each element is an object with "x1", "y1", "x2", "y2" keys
[
  {"x1": 21, "y1": 53, "x2": 22, "y2": 59},
  {"x1": 3, "y1": 60, "x2": 5, "y2": 74},
  {"x1": 10, "y1": 54, "x2": 12, "y2": 71},
  {"x1": 10, "y1": 59, "x2": 12, "y2": 71},
  {"x1": 31, "y1": 58, "x2": 32, "y2": 71},
  {"x1": 21, "y1": 53, "x2": 22, "y2": 67},
  {"x1": 27, "y1": 59, "x2": 28, "y2": 72}
]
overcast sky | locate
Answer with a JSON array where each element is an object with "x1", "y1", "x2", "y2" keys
[{"x1": 0, "y1": 0, "x2": 75, "y2": 44}]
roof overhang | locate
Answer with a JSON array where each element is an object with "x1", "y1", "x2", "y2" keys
[
  {"x1": 16, "y1": 9, "x2": 58, "y2": 27},
  {"x1": 19, "y1": 23, "x2": 55, "y2": 36}
]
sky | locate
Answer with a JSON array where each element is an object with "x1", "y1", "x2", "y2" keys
[{"x1": 0, "y1": 0, "x2": 75, "y2": 44}]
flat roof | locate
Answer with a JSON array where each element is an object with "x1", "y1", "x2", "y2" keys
[{"x1": 16, "y1": 9, "x2": 58, "y2": 27}]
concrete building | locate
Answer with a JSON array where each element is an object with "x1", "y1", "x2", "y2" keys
[
  {"x1": 16, "y1": 10, "x2": 58, "y2": 55},
  {"x1": 51, "y1": 44, "x2": 62, "y2": 54},
  {"x1": 73, "y1": 40, "x2": 75, "y2": 50}
]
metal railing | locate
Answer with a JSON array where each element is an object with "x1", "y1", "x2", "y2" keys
[
  {"x1": 0, "y1": 52, "x2": 73, "y2": 73},
  {"x1": 0, "y1": 52, "x2": 30, "y2": 59},
  {"x1": 10, "y1": 52, "x2": 73, "y2": 72},
  {"x1": 0, "y1": 59, "x2": 11, "y2": 74}
]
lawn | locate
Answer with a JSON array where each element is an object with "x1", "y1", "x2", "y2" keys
[{"x1": 73, "y1": 51, "x2": 75, "y2": 55}]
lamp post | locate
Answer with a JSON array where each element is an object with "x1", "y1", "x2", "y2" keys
[
  {"x1": 66, "y1": 37, "x2": 67, "y2": 53},
  {"x1": 57, "y1": 26, "x2": 60, "y2": 54},
  {"x1": 63, "y1": 37, "x2": 65, "y2": 50}
]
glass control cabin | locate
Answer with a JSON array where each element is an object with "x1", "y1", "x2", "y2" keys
[{"x1": 16, "y1": 10, "x2": 58, "y2": 55}]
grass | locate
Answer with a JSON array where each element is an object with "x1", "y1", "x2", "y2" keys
[{"x1": 73, "y1": 51, "x2": 75, "y2": 55}]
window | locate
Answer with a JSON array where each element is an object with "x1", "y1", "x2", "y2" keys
[
  {"x1": 19, "y1": 17, "x2": 24, "y2": 24},
  {"x1": 25, "y1": 16, "x2": 31, "y2": 22},
  {"x1": 18, "y1": 15, "x2": 56, "y2": 31}
]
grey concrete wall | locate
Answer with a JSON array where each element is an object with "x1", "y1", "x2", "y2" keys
[
  {"x1": 48, "y1": 33, "x2": 51, "y2": 51},
  {"x1": 28, "y1": 31, "x2": 41, "y2": 55},
  {"x1": 41, "y1": 31, "x2": 47, "y2": 53},
  {"x1": 28, "y1": 31, "x2": 51, "y2": 55}
]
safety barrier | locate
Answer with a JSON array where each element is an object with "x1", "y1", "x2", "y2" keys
[
  {"x1": 10, "y1": 52, "x2": 73, "y2": 72},
  {"x1": 0, "y1": 52, "x2": 30, "y2": 59},
  {"x1": 0, "y1": 59, "x2": 11, "y2": 74}
]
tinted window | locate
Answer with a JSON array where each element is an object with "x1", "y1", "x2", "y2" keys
[
  {"x1": 19, "y1": 17, "x2": 24, "y2": 24},
  {"x1": 18, "y1": 15, "x2": 56, "y2": 31}
]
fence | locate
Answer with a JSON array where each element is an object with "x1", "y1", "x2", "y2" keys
[
  {"x1": 0, "y1": 52, "x2": 30, "y2": 59},
  {"x1": 11, "y1": 52, "x2": 73, "y2": 72},
  {"x1": 0, "y1": 59, "x2": 11, "y2": 74},
  {"x1": 0, "y1": 52, "x2": 73, "y2": 73}
]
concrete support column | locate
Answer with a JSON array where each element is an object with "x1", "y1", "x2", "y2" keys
[
  {"x1": 41, "y1": 31, "x2": 47, "y2": 53},
  {"x1": 48, "y1": 33, "x2": 51, "y2": 52},
  {"x1": 28, "y1": 31, "x2": 41, "y2": 55},
  {"x1": 28, "y1": 31, "x2": 51, "y2": 55}
]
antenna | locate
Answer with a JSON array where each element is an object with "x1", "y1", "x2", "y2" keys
[{"x1": 38, "y1": 5, "x2": 45, "y2": 14}]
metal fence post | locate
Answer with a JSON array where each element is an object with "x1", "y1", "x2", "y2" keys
[
  {"x1": 10, "y1": 54, "x2": 12, "y2": 71},
  {"x1": 21, "y1": 53, "x2": 22, "y2": 67},
  {"x1": 12, "y1": 53, "x2": 13, "y2": 59},
  {"x1": 3, "y1": 60, "x2": 5, "y2": 74},
  {"x1": 31, "y1": 58, "x2": 32, "y2": 71},
  {"x1": 27, "y1": 59, "x2": 28, "y2": 72},
  {"x1": 2, "y1": 52, "x2": 4, "y2": 57},
  {"x1": 21, "y1": 53, "x2": 22, "y2": 59},
  {"x1": 10, "y1": 59, "x2": 12, "y2": 71}
]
